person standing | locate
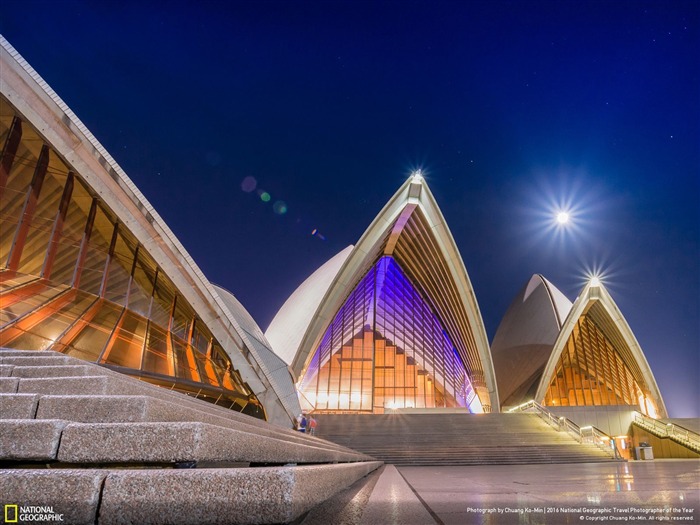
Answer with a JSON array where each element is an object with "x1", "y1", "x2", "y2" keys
[{"x1": 309, "y1": 416, "x2": 317, "y2": 436}]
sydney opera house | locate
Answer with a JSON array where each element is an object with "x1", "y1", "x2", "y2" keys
[
  {"x1": 0, "y1": 31, "x2": 684, "y2": 434},
  {"x1": 266, "y1": 173, "x2": 497, "y2": 415},
  {"x1": 1, "y1": 34, "x2": 697, "y2": 524}
]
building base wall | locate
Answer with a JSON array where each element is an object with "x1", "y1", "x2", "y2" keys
[
  {"x1": 629, "y1": 425, "x2": 700, "y2": 459},
  {"x1": 546, "y1": 405, "x2": 637, "y2": 437}
]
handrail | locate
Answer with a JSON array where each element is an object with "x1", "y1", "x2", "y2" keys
[
  {"x1": 508, "y1": 401, "x2": 622, "y2": 459},
  {"x1": 632, "y1": 412, "x2": 700, "y2": 453}
]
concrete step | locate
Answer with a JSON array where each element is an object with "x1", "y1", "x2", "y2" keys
[
  {"x1": 1, "y1": 418, "x2": 372, "y2": 465},
  {"x1": 314, "y1": 412, "x2": 619, "y2": 465},
  {"x1": 1, "y1": 417, "x2": 371, "y2": 467},
  {"x1": 0, "y1": 349, "x2": 384, "y2": 523},
  {"x1": 0, "y1": 377, "x2": 19, "y2": 392},
  {"x1": 0, "y1": 461, "x2": 383, "y2": 525},
  {"x1": 357, "y1": 450, "x2": 610, "y2": 460},
  {"x1": 0, "y1": 351, "x2": 352, "y2": 454},
  {"x1": 16, "y1": 375, "x2": 112, "y2": 395},
  {"x1": 9, "y1": 364, "x2": 94, "y2": 378},
  {"x1": 0, "y1": 393, "x2": 38, "y2": 418},
  {"x1": 298, "y1": 464, "x2": 384, "y2": 525},
  {"x1": 0, "y1": 349, "x2": 57, "y2": 357},
  {"x1": 0, "y1": 392, "x2": 357, "y2": 458},
  {"x1": 0, "y1": 350, "x2": 374, "y2": 464},
  {"x1": 0, "y1": 355, "x2": 81, "y2": 366},
  {"x1": 1, "y1": 352, "x2": 250, "y2": 417},
  {"x1": 0, "y1": 419, "x2": 68, "y2": 460},
  {"x1": 383, "y1": 458, "x2": 615, "y2": 466},
  {"x1": 83, "y1": 421, "x2": 367, "y2": 465}
]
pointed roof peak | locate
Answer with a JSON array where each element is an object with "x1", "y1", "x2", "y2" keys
[
  {"x1": 520, "y1": 274, "x2": 572, "y2": 328},
  {"x1": 585, "y1": 274, "x2": 604, "y2": 290},
  {"x1": 410, "y1": 169, "x2": 425, "y2": 183},
  {"x1": 523, "y1": 274, "x2": 547, "y2": 301}
]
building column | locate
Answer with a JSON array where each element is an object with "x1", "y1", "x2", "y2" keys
[
  {"x1": 0, "y1": 116, "x2": 22, "y2": 197},
  {"x1": 6, "y1": 144, "x2": 49, "y2": 271},
  {"x1": 42, "y1": 172, "x2": 74, "y2": 279}
]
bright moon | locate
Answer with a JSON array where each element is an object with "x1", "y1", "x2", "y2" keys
[{"x1": 556, "y1": 211, "x2": 570, "y2": 225}]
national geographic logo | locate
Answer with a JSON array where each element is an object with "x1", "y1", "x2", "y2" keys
[
  {"x1": 3, "y1": 505, "x2": 64, "y2": 522},
  {"x1": 4, "y1": 505, "x2": 18, "y2": 523}
]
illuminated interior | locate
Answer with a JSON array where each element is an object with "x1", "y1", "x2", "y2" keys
[
  {"x1": 543, "y1": 313, "x2": 657, "y2": 417},
  {"x1": 299, "y1": 256, "x2": 482, "y2": 413},
  {"x1": 0, "y1": 96, "x2": 264, "y2": 418}
]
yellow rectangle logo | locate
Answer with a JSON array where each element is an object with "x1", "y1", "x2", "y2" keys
[{"x1": 5, "y1": 504, "x2": 18, "y2": 523}]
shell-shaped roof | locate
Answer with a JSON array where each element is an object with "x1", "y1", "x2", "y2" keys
[
  {"x1": 214, "y1": 285, "x2": 302, "y2": 420},
  {"x1": 491, "y1": 274, "x2": 573, "y2": 408},
  {"x1": 265, "y1": 246, "x2": 353, "y2": 366},
  {"x1": 535, "y1": 279, "x2": 667, "y2": 417},
  {"x1": 266, "y1": 174, "x2": 499, "y2": 412},
  {"x1": 0, "y1": 36, "x2": 295, "y2": 426}
]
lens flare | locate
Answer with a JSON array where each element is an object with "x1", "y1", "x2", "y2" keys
[
  {"x1": 576, "y1": 261, "x2": 624, "y2": 295},
  {"x1": 241, "y1": 176, "x2": 257, "y2": 193},
  {"x1": 311, "y1": 228, "x2": 326, "y2": 241}
]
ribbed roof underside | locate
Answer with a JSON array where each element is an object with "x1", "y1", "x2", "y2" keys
[
  {"x1": 391, "y1": 208, "x2": 486, "y2": 393},
  {"x1": 584, "y1": 301, "x2": 649, "y2": 395},
  {"x1": 535, "y1": 282, "x2": 667, "y2": 418}
]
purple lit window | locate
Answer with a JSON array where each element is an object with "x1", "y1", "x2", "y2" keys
[{"x1": 299, "y1": 256, "x2": 481, "y2": 413}]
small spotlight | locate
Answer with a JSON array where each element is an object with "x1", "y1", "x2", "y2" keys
[
  {"x1": 589, "y1": 276, "x2": 601, "y2": 287},
  {"x1": 412, "y1": 169, "x2": 423, "y2": 181},
  {"x1": 556, "y1": 211, "x2": 570, "y2": 225}
]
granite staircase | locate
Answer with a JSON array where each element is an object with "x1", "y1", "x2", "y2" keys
[
  {"x1": 315, "y1": 411, "x2": 620, "y2": 465},
  {"x1": 0, "y1": 349, "x2": 381, "y2": 524}
]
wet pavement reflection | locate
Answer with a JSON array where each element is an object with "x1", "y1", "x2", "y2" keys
[{"x1": 398, "y1": 460, "x2": 699, "y2": 524}]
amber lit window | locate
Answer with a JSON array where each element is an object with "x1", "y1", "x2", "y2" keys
[
  {"x1": 543, "y1": 314, "x2": 653, "y2": 415},
  {"x1": 0, "y1": 96, "x2": 263, "y2": 418},
  {"x1": 299, "y1": 256, "x2": 481, "y2": 413}
]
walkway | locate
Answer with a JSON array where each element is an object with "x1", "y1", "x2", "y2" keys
[{"x1": 302, "y1": 459, "x2": 699, "y2": 525}]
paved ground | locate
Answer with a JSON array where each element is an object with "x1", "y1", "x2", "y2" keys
[{"x1": 359, "y1": 460, "x2": 699, "y2": 525}]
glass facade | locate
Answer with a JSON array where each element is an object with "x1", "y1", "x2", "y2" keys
[
  {"x1": 543, "y1": 314, "x2": 657, "y2": 417},
  {"x1": 299, "y1": 256, "x2": 482, "y2": 413},
  {"x1": 0, "y1": 96, "x2": 264, "y2": 418}
]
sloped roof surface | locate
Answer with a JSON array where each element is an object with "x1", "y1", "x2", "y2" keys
[
  {"x1": 491, "y1": 274, "x2": 573, "y2": 407},
  {"x1": 215, "y1": 285, "x2": 302, "y2": 419},
  {"x1": 265, "y1": 246, "x2": 353, "y2": 366}
]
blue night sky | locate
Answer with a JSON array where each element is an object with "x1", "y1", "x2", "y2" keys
[{"x1": 2, "y1": 1, "x2": 698, "y2": 417}]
